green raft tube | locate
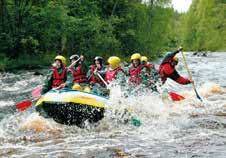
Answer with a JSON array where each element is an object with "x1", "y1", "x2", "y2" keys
[{"x1": 35, "y1": 88, "x2": 109, "y2": 127}]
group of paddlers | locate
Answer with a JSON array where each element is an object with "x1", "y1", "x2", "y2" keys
[{"x1": 42, "y1": 47, "x2": 193, "y2": 96}]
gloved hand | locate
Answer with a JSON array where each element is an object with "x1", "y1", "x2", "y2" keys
[
  {"x1": 189, "y1": 79, "x2": 194, "y2": 84},
  {"x1": 80, "y1": 55, "x2": 84, "y2": 62},
  {"x1": 178, "y1": 46, "x2": 183, "y2": 51}
]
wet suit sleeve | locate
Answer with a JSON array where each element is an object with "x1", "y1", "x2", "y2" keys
[
  {"x1": 150, "y1": 66, "x2": 160, "y2": 83},
  {"x1": 167, "y1": 67, "x2": 191, "y2": 85},
  {"x1": 65, "y1": 70, "x2": 74, "y2": 88},
  {"x1": 87, "y1": 67, "x2": 92, "y2": 80},
  {"x1": 161, "y1": 63, "x2": 191, "y2": 85},
  {"x1": 175, "y1": 76, "x2": 191, "y2": 85},
  {"x1": 140, "y1": 68, "x2": 148, "y2": 85},
  {"x1": 161, "y1": 50, "x2": 180, "y2": 64},
  {"x1": 41, "y1": 70, "x2": 53, "y2": 94}
]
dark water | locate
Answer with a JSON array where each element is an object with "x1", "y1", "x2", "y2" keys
[{"x1": 0, "y1": 52, "x2": 226, "y2": 158}]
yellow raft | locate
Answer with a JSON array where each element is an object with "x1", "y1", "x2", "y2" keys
[{"x1": 35, "y1": 88, "x2": 109, "y2": 127}]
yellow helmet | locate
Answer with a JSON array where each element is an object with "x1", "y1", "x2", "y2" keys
[
  {"x1": 131, "y1": 53, "x2": 141, "y2": 61},
  {"x1": 141, "y1": 56, "x2": 148, "y2": 63},
  {"x1": 107, "y1": 56, "x2": 121, "y2": 69},
  {"x1": 55, "y1": 55, "x2": 66, "y2": 65}
]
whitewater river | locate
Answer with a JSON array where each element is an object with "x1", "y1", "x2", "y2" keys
[{"x1": 0, "y1": 52, "x2": 226, "y2": 158}]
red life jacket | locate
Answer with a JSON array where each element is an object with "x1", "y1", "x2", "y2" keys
[
  {"x1": 89, "y1": 65, "x2": 104, "y2": 85},
  {"x1": 52, "y1": 67, "x2": 67, "y2": 88},
  {"x1": 105, "y1": 67, "x2": 123, "y2": 83},
  {"x1": 129, "y1": 64, "x2": 145, "y2": 85},
  {"x1": 159, "y1": 63, "x2": 179, "y2": 83},
  {"x1": 69, "y1": 66, "x2": 88, "y2": 83}
]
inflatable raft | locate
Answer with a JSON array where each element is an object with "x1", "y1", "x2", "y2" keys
[{"x1": 35, "y1": 88, "x2": 109, "y2": 127}]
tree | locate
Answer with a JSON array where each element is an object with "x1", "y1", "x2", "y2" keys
[{"x1": 181, "y1": 0, "x2": 226, "y2": 51}]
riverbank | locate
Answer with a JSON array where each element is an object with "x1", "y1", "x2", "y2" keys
[
  {"x1": 0, "y1": 53, "x2": 56, "y2": 72},
  {"x1": 1, "y1": 51, "x2": 225, "y2": 72}
]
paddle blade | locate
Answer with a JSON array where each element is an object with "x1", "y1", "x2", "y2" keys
[
  {"x1": 169, "y1": 92, "x2": 185, "y2": 101},
  {"x1": 194, "y1": 88, "x2": 203, "y2": 101},
  {"x1": 16, "y1": 100, "x2": 33, "y2": 111},
  {"x1": 32, "y1": 86, "x2": 42, "y2": 98},
  {"x1": 131, "y1": 117, "x2": 141, "y2": 127}
]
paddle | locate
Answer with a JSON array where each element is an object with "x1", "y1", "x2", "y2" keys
[
  {"x1": 96, "y1": 72, "x2": 110, "y2": 89},
  {"x1": 16, "y1": 85, "x2": 43, "y2": 111},
  {"x1": 181, "y1": 51, "x2": 203, "y2": 101},
  {"x1": 16, "y1": 85, "x2": 65, "y2": 111},
  {"x1": 16, "y1": 98, "x2": 37, "y2": 111},
  {"x1": 68, "y1": 57, "x2": 81, "y2": 69},
  {"x1": 31, "y1": 85, "x2": 42, "y2": 98},
  {"x1": 168, "y1": 91, "x2": 185, "y2": 101},
  {"x1": 161, "y1": 89, "x2": 185, "y2": 102}
]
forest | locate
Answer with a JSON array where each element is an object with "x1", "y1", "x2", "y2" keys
[{"x1": 0, "y1": 0, "x2": 225, "y2": 70}]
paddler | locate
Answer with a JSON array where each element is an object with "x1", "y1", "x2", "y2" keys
[
  {"x1": 159, "y1": 47, "x2": 193, "y2": 85},
  {"x1": 105, "y1": 56, "x2": 127, "y2": 84},
  {"x1": 128, "y1": 53, "x2": 146, "y2": 85},
  {"x1": 66, "y1": 54, "x2": 90, "y2": 92},
  {"x1": 140, "y1": 56, "x2": 160, "y2": 92},
  {"x1": 88, "y1": 56, "x2": 106, "y2": 87},
  {"x1": 41, "y1": 55, "x2": 67, "y2": 94},
  {"x1": 88, "y1": 56, "x2": 108, "y2": 96}
]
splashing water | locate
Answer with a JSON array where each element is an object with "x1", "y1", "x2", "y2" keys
[{"x1": 0, "y1": 53, "x2": 226, "y2": 157}]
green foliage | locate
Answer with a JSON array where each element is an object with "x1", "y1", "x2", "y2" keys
[
  {"x1": 20, "y1": 36, "x2": 39, "y2": 55},
  {"x1": 180, "y1": 0, "x2": 226, "y2": 51},
  {"x1": 0, "y1": 52, "x2": 55, "y2": 71},
  {"x1": 135, "y1": 3, "x2": 176, "y2": 59},
  {"x1": 0, "y1": 54, "x2": 9, "y2": 71},
  {"x1": 0, "y1": 0, "x2": 178, "y2": 70}
]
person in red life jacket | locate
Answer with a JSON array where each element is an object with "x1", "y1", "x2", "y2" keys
[
  {"x1": 141, "y1": 56, "x2": 154, "y2": 74},
  {"x1": 41, "y1": 55, "x2": 67, "y2": 94},
  {"x1": 88, "y1": 56, "x2": 106, "y2": 86},
  {"x1": 128, "y1": 53, "x2": 146, "y2": 85},
  {"x1": 105, "y1": 56, "x2": 127, "y2": 84},
  {"x1": 141, "y1": 56, "x2": 160, "y2": 92},
  {"x1": 66, "y1": 54, "x2": 89, "y2": 89},
  {"x1": 87, "y1": 56, "x2": 109, "y2": 96},
  {"x1": 159, "y1": 47, "x2": 193, "y2": 85}
]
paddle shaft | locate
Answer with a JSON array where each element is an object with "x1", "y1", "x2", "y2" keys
[
  {"x1": 32, "y1": 85, "x2": 42, "y2": 98},
  {"x1": 181, "y1": 51, "x2": 202, "y2": 101},
  {"x1": 67, "y1": 57, "x2": 81, "y2": 69},
  {"x1": 96, "y1": 72, "x2": 109, "y2": 88}
]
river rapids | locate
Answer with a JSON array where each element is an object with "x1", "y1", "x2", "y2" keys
[{"x1": 0, "y1": 52, "x2": 226, "y2": 158}]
